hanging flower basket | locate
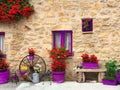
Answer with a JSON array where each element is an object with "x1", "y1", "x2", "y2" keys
[
  {"x1": 28, "y1": 48, "x2": 35, "y2": 61},
  {"x1": 0, "y1": 0, "x2": 34, "y2": 23}
]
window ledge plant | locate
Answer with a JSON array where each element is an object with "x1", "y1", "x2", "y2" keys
[{"x1": 0, "y1": 0, "x2": 34, "y2": 23}]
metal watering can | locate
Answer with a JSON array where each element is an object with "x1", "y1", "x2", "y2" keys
[{"x1": 28, "y1": 72, "x2": 40, "y2": 83}]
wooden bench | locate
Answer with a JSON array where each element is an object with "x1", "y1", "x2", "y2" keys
[{"x1": 75, "y1": 68, "x2": 106, "y2": 82}]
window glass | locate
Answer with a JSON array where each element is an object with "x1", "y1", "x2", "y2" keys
[
  {"x1": 0, "y1": 35, "x2": 4, "y2": 52},
  {"x1": 55, "y1": 33, "x2": 61, "y2": 48},
  {"x1": 65, "y1": 33, "x2": 70, "y2": 51}
]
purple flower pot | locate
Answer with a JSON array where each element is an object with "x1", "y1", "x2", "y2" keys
[
  {"x1": 117, "y1": 71, "x2": 120, "y2": 75},
  {"x1": 52, "y1": 71, "x2": 65, "y2": 83},
  {"x1": 116, "y1": 76, "x2": 120, "y2": 83},
  {"x1": 102, "y1": 79, "x2": 117, "y2": 86},
  {"x1": 19, "y1": 70, "x2": 27, "y2": 76},
  {"x1": 0, "y1": 70, "x2": 9, "y2": 84},
  {"x1": 29, "y1": 55, "x2": 34, "y2": 61},
  {"x1": 82, "y1": 62, "x2": 98, "y2": 69}
]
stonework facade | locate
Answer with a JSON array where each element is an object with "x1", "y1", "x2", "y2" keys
[{"x1": 0, "y1": 0, "x2": 120, "y2": 80}]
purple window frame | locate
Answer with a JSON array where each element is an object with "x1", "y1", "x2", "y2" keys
[
  {"x1": 0, "y1": 32, "x2": 6, "y2": 58},
  {"x1": 82, "y1": 18, "x2": 93, "y2": 33},
  {"x1": 52, "y1": 30, "x2": 73, "y2": 56},
  {"x1": 0, "y1": 32, "x2": 5, "y2": 35}
]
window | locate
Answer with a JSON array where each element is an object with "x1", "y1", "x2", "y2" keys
[
  {"x1": 52, "y1": 30, "x2": 73, "y2": 56},
  {"x1": 0, "y1": 32, "x2": 5, "y2": 53}
]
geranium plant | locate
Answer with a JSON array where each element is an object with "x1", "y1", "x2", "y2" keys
[
  {"x1": 48, "y1": 47, "x2": 69, "y2": 72},
  {"x1": 81, "y1": 53, "x2": 98, "y2": 63},
  {"x1": 0, "y1": 50, "x2": 9, "y2": 72},
  {"x1": 28, "y1": 48, "x2": 35, "y2": 56},
  {"x1": 0, "y1": 0, "x2": 34, "y2": 23},
  {"x1": 49, "y1": 47, "x2": 69, "y2": 60}
]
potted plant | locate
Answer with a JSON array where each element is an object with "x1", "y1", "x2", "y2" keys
[
  {"x1": 116, "y1": 65, "x2": 120, "y2": 83},
  {"x1": 81, "y1": 53, "x2": 98, "y2": 69},
  {"x1": 48, "y1": 46, "x2": 69, "y2": 83},
  {"x1": 28, "y1": 48, "x2": 35, "y2": 60},
  {"x1": 102, "y1": 60, "x2": 117, "y2": 85},
  {"x1": 0, "y1": 50, "x2": 9, "y2": 84}
]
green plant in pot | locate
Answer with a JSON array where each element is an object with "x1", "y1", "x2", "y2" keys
[
  {"x1": 116, "y1": 65, "x2": 120, "y2": 73},
  {"x1": 0, "y1": 50, "x2": 9, "y2": 84},
  {"x1": 48, "y1": 46, "x2": 69, "y2": 83},
  {"x1": 116, "y1": 65, "x2": 120, "y2": 83},
  {"x1": 102, "y1": 60, "x2": 117, "y2": 85}
]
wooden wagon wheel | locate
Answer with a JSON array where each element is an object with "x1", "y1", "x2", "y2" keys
[{"x1": 19, "y1": 54, "x2": 46, "y2": 81}]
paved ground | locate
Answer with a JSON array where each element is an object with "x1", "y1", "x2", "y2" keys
[{"x1": 0, "y1": 81, "x2": 120, "y2": 90}]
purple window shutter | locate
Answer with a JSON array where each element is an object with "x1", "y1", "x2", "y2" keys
[
  {"x1": 0, "y1": 32, "x2": 5, "y2": 36},
  {"x1": 69, "y1": 31, "x2": 73, "y2": 56},
  {"x1": 61, "y1": 32, "x2": 65, "y2": 47},
  {"x1": 53, "y1": 32, "x2": 56, "y2": 47}
]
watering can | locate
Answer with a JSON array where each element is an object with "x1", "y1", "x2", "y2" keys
[{"x1": 28, "y1": 72, "x2": 40, "y2": 83}]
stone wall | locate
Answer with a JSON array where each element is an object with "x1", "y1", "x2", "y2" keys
[{"x1": 0, "y1": 0, "x2": 120, "y2": 80}]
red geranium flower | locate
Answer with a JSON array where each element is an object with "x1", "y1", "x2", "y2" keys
[
  {"x1": 0, "y1": 0, "x2": 34, "y2": 23},
  {"x1": 81, "y1": 53, "x2": 98, "y2": 63},
  {"x1": 48, "y1": 46, "x2": 69, "y2": 72}
]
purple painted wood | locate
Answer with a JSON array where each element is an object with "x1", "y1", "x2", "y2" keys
[
  {"x1": 82, "y1": 18, "x2": 93, "y2": 33},
  {"x1": 0, "y1": 32, "x2": 5, "y2": 35},
  {"x1": 52, "y1": 30, "x2": 73, "y2": 56}
]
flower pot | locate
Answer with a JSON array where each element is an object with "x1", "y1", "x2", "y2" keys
[
  {"x1": 28, "y1": 73, "x2": 40, "y2": 83},
  {"x1": 0, "y1": 70, "x2": 9, "y2": 84},
  {"x1": 52, "y1": 71, "x2": 65, "y2": 83},
  {"x1": 102, "y1": 79, "x2": 117, "y2": 86},
  {"x1": 29, "y1": 55, "x2": 34, "y2": 61},
  {"x1": 19, "y1": 70, "x2": 27, "y2": 76},
  {"x1": 117, "y1": 71, "x2": 120, "y2": 75},
  {"x1": 116, "y1": 76, "x2": 120, "y2": 83},
  {"x1": 82, "y1": 62, "x2": 98, "y2": 69}
]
